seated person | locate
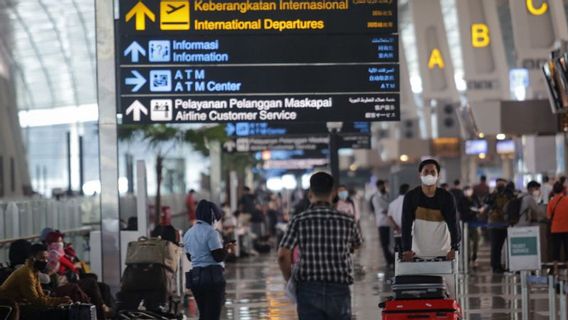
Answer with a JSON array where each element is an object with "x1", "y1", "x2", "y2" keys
[
  {"x1": 401, "y1": 159, "x2": 461, "y2": 260},
  {"x1": 45, "y1": 232, "x2": 109, "y2": 319},
  {"x1": 0, "y1": 243, "x2": 71, "y2": 319},
  {"x1": 8, "y1": 239, "x2": 32, "y2": 269}
]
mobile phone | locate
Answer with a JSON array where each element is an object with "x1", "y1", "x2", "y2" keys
[{"x1": 224, "y1": 240, "x2": 237, "y2": 245}]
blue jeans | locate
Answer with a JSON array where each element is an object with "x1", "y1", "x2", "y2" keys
[{"x1": 296, "y1": 281, "x2": 351, "y2": 320}]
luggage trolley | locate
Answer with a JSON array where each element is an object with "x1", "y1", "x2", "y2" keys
[
  {"x1": 395, "y1": 256, "x2": 459, "y2": 298},
  {"x1": 380, "y1": 256, "x2": 463, "y2": 320}
]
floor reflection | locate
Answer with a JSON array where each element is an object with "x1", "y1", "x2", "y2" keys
[{"x1": 184, "y1": 218, "x2": 560, "y2": 319}]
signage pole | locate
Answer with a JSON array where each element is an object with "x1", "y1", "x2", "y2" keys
[
  {"x1": 327, "y1": 122, "x2": 343, "y2": 185},
  {"x1": 329, "y1": 130, "x2": 340, "y2": 185},
  {"x1": 209, "y1": 140, "x2": 222, "y2": 205},
  {"x1": 95, "y1": 0, "x2": 121, "y2": 290},
  {"x1": 136, "y1": 160, "x2": 148, "y2": 237}
]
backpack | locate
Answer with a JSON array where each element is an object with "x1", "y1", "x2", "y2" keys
[
  {"x1": 504, "y1": 195, "x2": 528, "y2": 226},
  {"x1": 369, "y1": 194, "x2": 376, "y2": 213}
]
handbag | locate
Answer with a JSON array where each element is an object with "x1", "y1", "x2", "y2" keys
[
  {"x1": 285, "y1": 264, "x2": 299, "y2": 303},
  {"x1": 125, "y1": 237, "x2": 181, "y2": 272}
]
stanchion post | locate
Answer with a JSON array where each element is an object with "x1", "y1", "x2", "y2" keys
[
  {"x1": 549, "y1": 275, "x2": 557, "y2": 320},
  {"x1": 521, "y1": 270, "x2": 529, "y2": 320},
  {"x1": 560, "y1": 280, "x2": 567, "y2": 320},
  {"x1": 463, "y1": 222, "x2": 469, "y2": 274}
]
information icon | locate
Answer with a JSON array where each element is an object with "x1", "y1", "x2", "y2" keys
[
  {"x1": 150, "y1": 99, "x2": 173, "y2": 121},
  {"x1": 148, "y1": 41, "x2": 171, "y2": 62},
  {"x1": 149, "y1": 70, "x2": 172, "y2": 92}
]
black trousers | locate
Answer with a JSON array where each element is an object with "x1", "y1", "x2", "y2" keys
[
  {"x1": 189, "y1": 266, "x2": 226, "y2": 320},
  {"x1": 378, "y1": 226, "x2": 395, "y2": 265},
  {"x1": 551, "y1": 232, "x2": 568, "y2": 262},
  {"x1": 489, "y1": 228, "x2": 508, "y2": 271}
]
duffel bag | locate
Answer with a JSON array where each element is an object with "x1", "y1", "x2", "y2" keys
[{"x1": 125, "y1": 237, "x2": 181, "y2": 272}]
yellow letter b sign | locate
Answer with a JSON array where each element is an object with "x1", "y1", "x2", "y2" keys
[{"x1": 472, "y1": 23, "x2": 490, "y2": 48}]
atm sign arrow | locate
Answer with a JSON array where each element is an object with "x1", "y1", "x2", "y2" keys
[
  {"x1": 124, "y1": 41, "x2": 146, "y2": 63},
  {"x1": 126, "y1": 100, "x2": 148, "y2": 122},
  {"x1": 125, "y1": 1, "x2": 156, "y2": 31},
  {"x1": 125, "y1": 70, "x2": 146, "y2": 92},
  {"x1": 225, "y1": 123, "x2": 236, "y2": 136}
]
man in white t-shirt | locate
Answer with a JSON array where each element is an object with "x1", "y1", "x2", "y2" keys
[
  {"x1": 541, "y1": 176, "x2": 553, "y2": 205},
  {"x1": 387, "y1": 184, "x2": 410, "y2": 254},
  {"x1": 372, "y1": 180, "x2": 394, "y2": 266}
]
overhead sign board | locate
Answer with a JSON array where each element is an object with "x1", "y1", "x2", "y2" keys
[
  {"x1": 223, "y1": 133, "x2": 370, "y2": 153},
  {"x1": 224, "y1": 121, "x2": 370, "y2": 137},
  {"x1": 117, "y1": 0, "x2": 400, "y2": 124}
]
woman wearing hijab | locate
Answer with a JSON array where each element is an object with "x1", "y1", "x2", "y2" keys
[{"x1": 183, "y1": 200, "x2": 235, "y2": 320}]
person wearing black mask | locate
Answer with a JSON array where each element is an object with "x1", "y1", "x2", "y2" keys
[
  {"x1": 183, "y1": 200, "x2": 235, "y2": 320},
  {"x1": 483, "y1": 179, "x2": 515, "y2": 273},
  {"x1": 0, "y1": 243, "x2": 71, "y2": 319}
]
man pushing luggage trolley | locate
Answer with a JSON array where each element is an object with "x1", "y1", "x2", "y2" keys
[{"x1": 380, "y1": 159, "x2": 462, "y2": 319}]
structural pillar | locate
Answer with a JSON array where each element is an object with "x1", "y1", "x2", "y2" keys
[{"x1": 95, "y1": 0, "x2": 121, "y2": 290}]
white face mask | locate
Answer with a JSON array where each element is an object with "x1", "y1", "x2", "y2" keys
[{"x1": 421, "y1": 175, "x2": 438, "y2": 186}]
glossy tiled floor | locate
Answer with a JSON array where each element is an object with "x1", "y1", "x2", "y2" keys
[{"x1": 185, "y1": 217, "x2": 564, "y2": 319}]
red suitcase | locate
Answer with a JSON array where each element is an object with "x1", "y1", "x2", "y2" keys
[{"x1": 381, "y1": 299, "x2": 462, "y2": 320}]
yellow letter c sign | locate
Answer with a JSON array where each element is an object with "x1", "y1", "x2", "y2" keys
[{"x1": 526, "y1": 0, "x2": 548, "y2": 16}]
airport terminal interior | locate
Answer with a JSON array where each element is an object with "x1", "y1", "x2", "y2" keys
[{"x1": 1, "y1": 0, "x2": 568, "y2": 319}]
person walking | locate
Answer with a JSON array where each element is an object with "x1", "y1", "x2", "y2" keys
[
  {"x1": 278, "y1": 172, "x2": 363, "y2": 320},
  {"x1": 335, "y1": 185, "x2": 359, "y2": 221},
  {"x1": 516, "y1": 181, "x2": 545, "y2": 227},
  {"x1": 484, "y1": 179, "x2": 515, "y2": 273},
  {"x1": 372, "y1": 180, "x2": 395, "y2": 267},
  {"x1": 461, "y1": 186, "x2": 482, "y2": 266},
  {"x1": 184, "y1": 200, "x2": 235, "y2": 320},
  {"x1": 185, "y1": 190, "x2": 197, "y2": 224},
  {"x1": 547, "y1": 182, "x2": 568, "y2": 262},
  {"x1": 473, "y1": 175, "x2": 490, "y2": 204},
  {"x1": 541, "y1": 176, "x2": 553, "y2": 205},
  {"x1": 401, "y1": 159, "x2": 461, "y2": 261},
  {"x1": 387, "y1": 184, "x2": 410, "y2": 254}
]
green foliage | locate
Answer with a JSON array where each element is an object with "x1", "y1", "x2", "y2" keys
[
  {"x1": 183, "y1": 125, "x2": 228, "y2": 156},
  {"x1": 118, "y1": 124, "x2": 228, "y2": 156},
  {"x1": 117, "y1": 123, "x2": 256, "y2": 180}
]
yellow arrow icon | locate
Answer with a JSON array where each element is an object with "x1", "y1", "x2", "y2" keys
[{"x1": 125, "y1": 1, "x2": 155, "y2": 31}]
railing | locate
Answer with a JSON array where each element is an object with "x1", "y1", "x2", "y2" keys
[{"x1": 0, "y1": 226, "x2": 93, "y2": 248}]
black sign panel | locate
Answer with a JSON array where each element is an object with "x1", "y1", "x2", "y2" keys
[
  {"x1": 224, "y1": 121, "x2": 370, "y2": 137},
  {"x1": 117, "y1": 0, "x2": 399, "y2": 124},
  {"x1": 119, "y1": 35, "x2": 399, "y2": 65},
  {"x1": 121, "y1": 94, "x2": 398, "y2": 122},
  {"x1": 119, "y1": 0, "x2": 398, "y2": 35},
  {"x1": 222, "y1": 133, "x2": 370, "y2": 153}
]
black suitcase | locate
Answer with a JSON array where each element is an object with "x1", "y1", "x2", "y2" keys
[
  {"x1": 392, "y1": 275, "x2": 447, "y2": 300},
  {"x1": 69, "y1": 303, "x2": 97, "y2": 320},
  {"x1": 121, "y1": 263, "x2": 171, "y2": 292},
  {"x1": 119, "y1": 263, "x2": 172, "y2": 311}
]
